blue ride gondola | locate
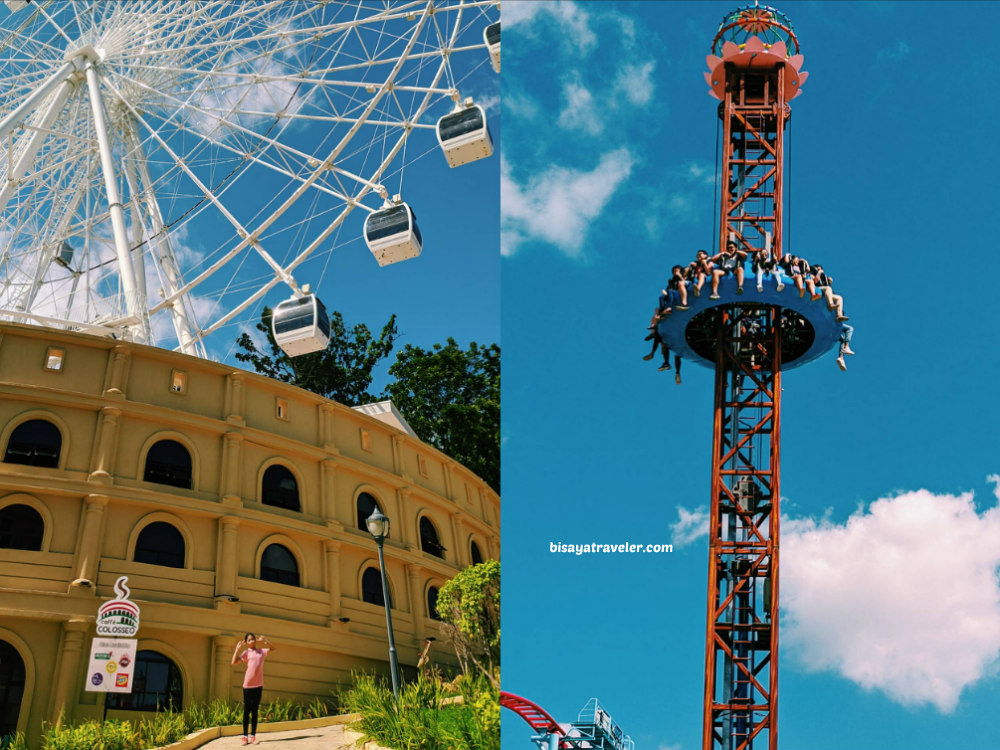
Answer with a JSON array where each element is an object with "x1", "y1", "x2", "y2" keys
[
  {"x1": 272, "y1": 291, "x2": 331, "y2": 357},
  {"x1": 364, "y1": 202, "x2": 422, "y2": 266},
  {"x1": 436, "y1": 103, "x2": 493, "y2": 168}
]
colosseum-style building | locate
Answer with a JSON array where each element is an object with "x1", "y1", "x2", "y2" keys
[{"x1": 0, "y1": 321, "x2": 499, "y2": 744}]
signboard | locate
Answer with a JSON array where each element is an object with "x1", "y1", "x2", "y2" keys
[
  {"x1": 86, "y1": 576, "x2": 141, "y2": 694},
  {"x1": 96, "y1": 577, "x2": 140, "y2": 637},
  {"x1": 85, "y1": 637, "x2": 137, "y2": 693}
]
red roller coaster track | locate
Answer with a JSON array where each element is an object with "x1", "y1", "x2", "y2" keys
[{"x1": 501, "y1": 691, "x2": 566, "y2": 743}]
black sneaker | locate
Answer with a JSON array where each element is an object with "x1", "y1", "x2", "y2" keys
[{"x1": 658, "y1": 362, "x2": 672, "y2": 371}]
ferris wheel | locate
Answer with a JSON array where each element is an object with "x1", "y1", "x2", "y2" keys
[{"x1": 0, "y1": 0, "x2": 499, "y2": 359}]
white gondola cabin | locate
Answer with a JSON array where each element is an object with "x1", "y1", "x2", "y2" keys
[
  {"x1": 272, "y1": 292, "x2": 331, "y2": 357},
  {"x1": 436, "y1": 104, "x2": 493, "y2": 168},
  {"x1": 54, "y1": 241, "x2": 74, "y2": 269},
  {"x1": 364, "y1": 202, "x2": 422, "y2": 266},
  {"x1": 484, "y1": 22, "x2": 500, "y2": 73}
]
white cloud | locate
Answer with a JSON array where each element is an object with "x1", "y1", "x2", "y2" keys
[
  {"x1": 504, "y1": 90, "x2": 540, "y2": 121},
  {"x1": 557, "y1": 79, "x2": 603, "y2": 136},
  {"x1": 188, "y1": 53, "x2": 304, "y2": 138},
  {"x1": 615, "y1": 61, "x2": 656, "y2": 106},
  {"x1": 876, "y1": 40, "x2": 911, "y2": 64},
  {"x1": 783, "y1": 486, "x2": 1000, "y2": 712},
  {"x1": 670, "y1": 506, "x2": 710, "y2": 548},
  {"x1": 670, "y1": 484, "x2": 1000, "y2": 713},
  {"x1": 505, "y1": 2, "x2": 596, "y2": 52},
  {"x1": 501, "y1": 150, "x2": 633, "y2": 259}
]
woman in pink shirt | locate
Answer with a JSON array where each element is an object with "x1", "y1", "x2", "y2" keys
[{"x1": 231, "y1": 633, "x2": 276, "y2": 745}]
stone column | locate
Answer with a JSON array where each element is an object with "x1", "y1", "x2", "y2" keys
[
  {"x1": 319, "y1": 403, "x2": 336, "y2": 452},
  {"x1": 88, "y1": 407, "x2": 121, "y2": 482},
  {"x1": 406, "y1": 563, "x2": 425, "y2": 642},
  {"x1": 443, "y1": 461, "x2": 455, "y2": 502},
  {"x1": 215, "y1": 516, "x2": 241, "y2": 599},
  {"x1": 449, "y1": 512, "x2": 464, "y2": 567},
  {"x1": 101, "y1": 345, "x2": 130, "y2": 399},
  {"x1": 391, "y1": 434, "x2": 404, "y2": 475},
  {"x1": 324, "y1": 540, "x2": 343, "y2": 622},
  {"x1": 49, "y1": 619, "x2": 89, "y2": 724},
  {"x1": 220, "y1": 432, "x2": 243, "y2": 504},
  {"x1": 320, "y1": 458, "x2": 340, "y2": 526},
  {"x1": 212, "y1": 635, "x2": 234, "y2": 700},
  {"x1": 224, "y1": 373, "x2": 245, "y2": 425},
  {"x1": 72, "y1": 495, "x2": 108, "y2": 587},
  {"x1": 395, "y1": 487, "x2": 414, "y2": 549}
]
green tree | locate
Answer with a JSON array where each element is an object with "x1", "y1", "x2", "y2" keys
[
  {"x1": 436, "y1": 559, "x2": 500, "y2": 687},
  {"x1": 383, "y1": 339, "x2": 499, "y2": 492},
  {"x1": 234, "y1": 307, "x2": 398, "y2": 407}
]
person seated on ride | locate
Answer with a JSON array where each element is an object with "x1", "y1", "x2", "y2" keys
[
  {"x1": 709, "y1": 240, "x2": 747, "y2": 299},
  {"x1": 778, "y1": 253, "x2": 818, "y2": 299},
  {"x1": 667, "y1": 265, "x2": 689, "y2": 309},
  {"x1": 798, "y1": 256, "x2": 823, "y2": 301},
  {"x1": 690, "y1": 250, "x2": 713, "y2": 297},
  {"x1": 810, "y1": 264, "x2": 849, "y2": 321},
  {"x1": 752, "y1": 246, "x2": 785, "y2": 293}
]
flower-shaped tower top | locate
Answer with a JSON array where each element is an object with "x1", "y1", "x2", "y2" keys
[{"x1": 704, "y1": 4, "x2": 807, "y2": 101}]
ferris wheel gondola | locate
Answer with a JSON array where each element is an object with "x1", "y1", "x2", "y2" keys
[
  {"x1": 364, "y1": 202, "x2": 423, "y2": 267},
  {"x1": 272, "y1": 291, "x2": 331, "y2": 358},
  {"x1": 436, "y1": 102, "x2": 493, "y2": 168},
  {"x1": 484, "y1": 22, "x2": 500, "y2": 73}
]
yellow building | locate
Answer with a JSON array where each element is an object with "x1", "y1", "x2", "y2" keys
[{"x1": 0, "y1": 322, "x2": 499, "y2": 746}]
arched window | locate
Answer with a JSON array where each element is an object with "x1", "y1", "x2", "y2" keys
[
  {"x1": 470, "y1": 541, "x2": 484, "y2": 565},
  {"x1": 419, "y1": 517, "x2": 446, "y2": 559},
  {"x1": 4, "y1": 419, "x2": 61, "y2": 468},
  {"x1": 107, "y1": 651, "x2": 182, "y2": 711},
  {"x1": 0, "y1": 504, "x2": 43, "y2": 551},
  {"x1": 143, "y1": 440, "x2": 192, "y2": 489},
  {"x1": 361, "y1": 567, "x2": 392, "y2": 608},
  {"x1": 356, "y1": 492, "x2": 380, "y2": 531},
  {"x1": 260, "y1": 544, "x2": 299, "y2": 587},
  {"x1": 134, "y1": 522, "x2": 185, "y2": 568},
  {"x1": 0, "y1": 640, "x2": 25, "y2": 738},
  {"x1": 261, "y1": 465, "x2": 300, "y2": 511},
  {"x1": 427, "y1": 586, "x2": 442, "y2": 621}
]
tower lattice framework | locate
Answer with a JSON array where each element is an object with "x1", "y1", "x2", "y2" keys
[{"x1": 700, "y1": 8, "x2": 801, "y2": 750}]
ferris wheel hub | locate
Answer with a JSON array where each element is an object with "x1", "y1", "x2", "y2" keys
[{"x1": 67, "y1": 44, "x2": 105, "y2": 64}]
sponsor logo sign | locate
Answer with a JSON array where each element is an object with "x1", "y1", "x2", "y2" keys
[{"x1": 85, "y1": 638, "x2": 137, "y2": 694}]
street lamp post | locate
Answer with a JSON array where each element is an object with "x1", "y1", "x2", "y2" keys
[{"x1": 366, "y1": 507, "x2": 401, "y2": 699}]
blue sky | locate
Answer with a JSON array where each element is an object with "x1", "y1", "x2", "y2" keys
[{"x1": 501, "y1": 2, "x2": 1000, "y2": 749}]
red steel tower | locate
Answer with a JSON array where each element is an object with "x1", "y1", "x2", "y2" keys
[{"x1": 655, "y1": 5, "x2": 841, "y2": 750}]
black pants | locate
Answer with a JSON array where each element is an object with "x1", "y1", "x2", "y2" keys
[{"x1": 243, "y1": 686, "x2": 263, "y2": 736}]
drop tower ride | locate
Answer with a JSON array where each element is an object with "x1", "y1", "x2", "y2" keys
[{"x1": 653, "y1": 6, "x2": 844, "y2": 750}]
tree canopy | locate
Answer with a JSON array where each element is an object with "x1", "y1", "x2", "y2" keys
[
  {"x1": 234, "y1": 306, "x2": 397, "y2": 407},
  {"x1": 383, "y1": 339, "x2": 500, "y2": 492},
  {"x1": 436, "y1": 559, "x2": 500, "y2": 685},
  {"x1": 234, "y1": 311, "x2": 499, "y2": 491}
]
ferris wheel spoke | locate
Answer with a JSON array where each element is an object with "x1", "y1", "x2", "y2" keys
[
  {"x1": 104, "y1": 68, "x2": 361, "y2": 204},
  {"x1": 105, "y1": 82, "x2": 299, "y2": 306}
]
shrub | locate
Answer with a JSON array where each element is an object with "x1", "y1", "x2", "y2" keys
[
  {"x1": 29, "y1": 695, "x2": 331, "y2": 750},
  {"x1": 340, "y1": 670, "x2": 499, "y2": 750}
]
